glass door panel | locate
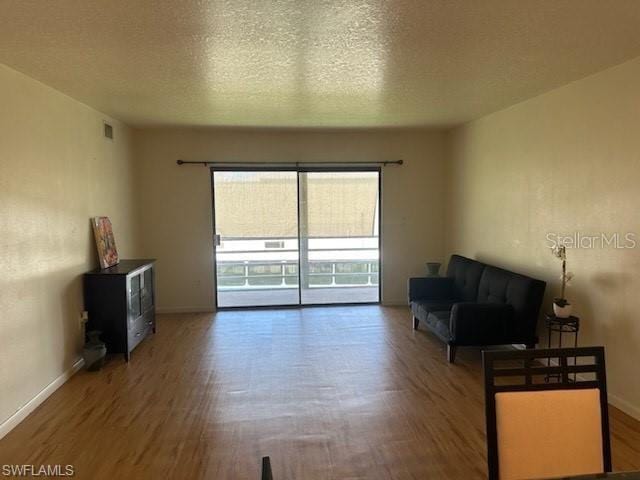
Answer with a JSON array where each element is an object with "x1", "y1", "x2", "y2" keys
[
  {"x1": 141, "y1": 268, "x2": 154, "y2": 313},
  {"x1": 298, "y1": 171, "x2": 380, "y2": 305},
  {"x1": 213, "y1": 171, "x2": 299, "y2": 307},
  {"x1": 129, "y1": 273, "x2": 142, "y2": 318}
]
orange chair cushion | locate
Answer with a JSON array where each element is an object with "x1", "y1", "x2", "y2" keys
[{"x1": 495, "y1": 388, "x2": 604, "y2": 480}]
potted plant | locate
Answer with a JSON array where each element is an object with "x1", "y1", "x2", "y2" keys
[{"x1": 551, "y1": 245, "x2": 574, "y2": 318}]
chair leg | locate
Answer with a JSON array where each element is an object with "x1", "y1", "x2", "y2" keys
[
  {"x1": 413, "y1": 316, "x2": 419, "y2": 330},
  {"x1": 447, "y1": 345, "x2": 457, "y2": 363}
]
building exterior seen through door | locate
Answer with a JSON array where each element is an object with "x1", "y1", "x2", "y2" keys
[{"x1": 212, "y1": 168, "x2": 380, "y2": 308}]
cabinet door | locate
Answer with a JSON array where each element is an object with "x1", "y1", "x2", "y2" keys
[
  {"x1": 129, "y1": 273, "x2": 142, "y2": 319},
  {"x1": 141, "y1": 267, "x2": 154, "y2": 313}
]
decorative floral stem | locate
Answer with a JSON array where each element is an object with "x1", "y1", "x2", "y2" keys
[
  {"x1": 551, "y1": 244, "x2": 571, "y2": 305},
  {"x1": 561, "y1": 259, "x2": 566, "y2": 300}
]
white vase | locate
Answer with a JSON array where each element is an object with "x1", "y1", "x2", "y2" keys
[{"x1": 553, "y1": 302, "x2": 573, "y2": 318}]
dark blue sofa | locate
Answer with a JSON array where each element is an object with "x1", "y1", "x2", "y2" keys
[{"x1": 408, "y1": 255, "x2": 546, "y2": 363}]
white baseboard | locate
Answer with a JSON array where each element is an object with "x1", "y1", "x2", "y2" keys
[
  {"x1": 0, "y1": 357, "x2": 84, "y2": 440},
  {"x1": 156, "y1": 306, "x2": 215, "y2": 314},
  {"x1": 608, "y1": 392, "x2": 640, "y2": 421}
]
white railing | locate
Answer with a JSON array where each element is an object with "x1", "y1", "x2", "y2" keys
[{"x1": 217, "y1": 259, "x2": 379, "y2": 290}]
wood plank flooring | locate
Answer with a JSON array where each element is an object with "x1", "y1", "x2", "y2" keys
[{"x1": 0, "y1": 306, "x2": 638, "y2": 479}]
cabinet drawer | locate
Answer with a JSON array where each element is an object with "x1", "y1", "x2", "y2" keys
[
  {"x1": 128, "y1": 323, "x2": 149, "y2": 352},
  {"x1": 128, "y1": 311, "x2": 154, "y2": 351},
  {"x1": 130, "y1": 310, "x2": 154, "y2": 332}
]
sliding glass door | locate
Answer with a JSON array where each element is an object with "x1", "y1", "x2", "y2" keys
[
  {"x1": 298, "y1": 171, "x2": 380, "y2": 304},
  {"x1": 212, "y1": 168, "x2": 380, "y2": 308},
  {"x1": 213, "y1": 171, "x2": 299, "y2": 307}
]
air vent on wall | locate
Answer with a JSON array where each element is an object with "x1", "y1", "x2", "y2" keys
[{"x1": 103, "y1": 122, "x2": 114, "y2": 140}]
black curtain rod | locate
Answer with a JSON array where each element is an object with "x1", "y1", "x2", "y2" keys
[{"x1": 176, "y1": 159, "x2": 403, "y2": 167}]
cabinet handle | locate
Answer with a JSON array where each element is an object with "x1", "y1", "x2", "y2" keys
[
  {"x1": 147, "y1": 321, "x2": 153, "y2": 326},
  {"x1": 135, "y1": 332, "x2": 141, "y2": 337}
]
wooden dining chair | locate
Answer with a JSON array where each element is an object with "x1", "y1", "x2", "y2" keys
[{"x1": 483, "y1": 347, "x2": 611, "y2": 480}]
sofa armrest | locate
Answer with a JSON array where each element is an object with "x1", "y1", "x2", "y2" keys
[
  {"x1": 450, "y1": 302, "x2": 515, "y2": 345},
  {"x1": 407, "y1": 277, "x2": 454, "y2": 302}
]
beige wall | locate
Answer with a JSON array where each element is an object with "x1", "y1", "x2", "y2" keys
[
  {"x1": 134, "y1": 128, "x2": 447, "y2": 310},
  {"x1": 447, "y1": 56, "x2": 640, "y2": 418},
  {"x1": 0, "y1": 64, "x2": 138, "y2": 428}
]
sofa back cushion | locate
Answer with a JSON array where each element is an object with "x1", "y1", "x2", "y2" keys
[
  {"x1": 447, "y1": 255, "x2": 485, "y2": 302},
  {"x1": 477, "y1": 266, "x2": 546, "y2": 340}
]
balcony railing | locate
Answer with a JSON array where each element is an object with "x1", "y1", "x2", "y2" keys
[{"x1": 216, "y1": 259, "x2": 379, "y2": 290}]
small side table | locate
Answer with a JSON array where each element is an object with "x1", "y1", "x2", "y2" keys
[{"x1": 545, "y1": 313, "x2": 580, "y2": 382}]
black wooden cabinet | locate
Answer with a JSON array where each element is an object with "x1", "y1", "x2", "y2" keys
[{"x1": 84, "y1": 259, "x2": 156, "y2": 362}]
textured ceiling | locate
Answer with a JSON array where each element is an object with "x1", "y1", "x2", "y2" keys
[{"x1": 2, "y1": 1, "x2": 640, "y2": 128}]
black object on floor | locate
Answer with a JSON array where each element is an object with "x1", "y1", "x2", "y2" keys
[{"x1": 261, "y1": 456, "x2": 273, "y2": 480}]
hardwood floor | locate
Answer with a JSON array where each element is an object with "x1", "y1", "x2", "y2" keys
[{"x1": 0, "y1": 306, "x2": 638, "y2": 479}]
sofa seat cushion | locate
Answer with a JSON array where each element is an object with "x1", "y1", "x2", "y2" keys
[
  {"x1": 425, "y1": 310, "x2": 453, "y2": 343},
  {"x1": 411, "y1": 300, "x2": 454, "y2": 321}
]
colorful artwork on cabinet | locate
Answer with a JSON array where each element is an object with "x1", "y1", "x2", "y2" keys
[{"x1": 91, "y1": 217, "x2": 119, "y2": 269}]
